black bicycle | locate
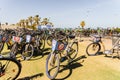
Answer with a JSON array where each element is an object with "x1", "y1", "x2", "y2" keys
[
  {"x1": 86, "y1": 35, "x2": 105, "y2": 56},
  {"x1": 0, "y1": 56, "x2": 21, "y2": 80}
]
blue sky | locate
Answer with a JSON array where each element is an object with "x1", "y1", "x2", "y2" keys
[{"x1": 0, "y1": 0, "x2": 120, "y2": 28}]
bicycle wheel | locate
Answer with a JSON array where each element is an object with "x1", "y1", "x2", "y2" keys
[
  {"x1": 0, "y1": 42, "x2": 4, "y2": 54},
  {"x1": 68, "y1": 42, "x2": 78, "y2": 60},
  {"x1": 10, "y1": 43, "x2": 18, "y2": 58},
  {"x1": 46, "y1": 53, "x2": 60, "y2": 79},
  {"x1": 46, "y1": 36, "x2": 53, "y2": 46},
  {"x1": 86, "y1": 43, "x2": 101, "y2": 56},
  {"x1": 21, "y1": 44, "x2": 34, "y2": 60},
  {"x1": 39, "y1": 39, "x2": 45, "y2": 50},
  {"x1": 0, "y1": 57, "x2": 21, "y2": 80}
]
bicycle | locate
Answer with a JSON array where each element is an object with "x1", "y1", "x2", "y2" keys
[
  {"x1": 22, "y1": 30, "x2": 47, "y2": 60},
  {"x1": 104, "y1": 34, "x2": 120, "y2": 58},
  {"x1": 10, "y1": 30, "x2": 32, "y2": 60},
  {"x1": 21, "y1": 30, "x2": 35, "y2": 60},
  {"x1": 0, "y1": 55, "x2": 22, "y2": 80},
  {"x1": 0, "y1": 29, "x2": 14, "y2": 54},
  {"x1": 46, "y1": 34, "x2": 78, "y2": 79},
  {"x1": 86, "y1": 34, "x2": 120, "y2": 58},
  {"x1": 86, "y1": 35, "x2": 105, "y2": 56}
]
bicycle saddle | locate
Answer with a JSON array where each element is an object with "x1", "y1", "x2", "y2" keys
[{"x1": 68, "y1": 35, "x2": 75, "y2": 39}]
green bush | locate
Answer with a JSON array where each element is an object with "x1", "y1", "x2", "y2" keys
[{"x1": 115, "y1": 28, "x2": 120, "y2": 33}]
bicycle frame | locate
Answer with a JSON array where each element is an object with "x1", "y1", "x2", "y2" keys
[{"x1": 110, "y1": 37, "x2": 120, "y2": 51}]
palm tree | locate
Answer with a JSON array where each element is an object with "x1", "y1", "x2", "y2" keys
[
  {"x1": 20, "y1": 19, "x2": 25, "y2": 28},
  {"x1": 41, "y1": 18, "x2": 49, "y2": 25},
  {"x1": 32, "y1": 23, "x2": 37, "y2": 30},
  {"x1": 28, "y1": 16, "x2": 33, "y2": 26},
  {"x1": 16, "y1": 23, "x2": 21, "y2": 27},
  {"x1": 28, "y1": 16, "x2": 35, "y2": 29},
  {"x1": 34, "y1": 15, "x2": 40, "y2": 25},
  {"x1": 24, "y1": 19, "x2": 29, "y2": 28},
  {"x1": 19, "y1": 20, "x2": 23, "y2": 27}
]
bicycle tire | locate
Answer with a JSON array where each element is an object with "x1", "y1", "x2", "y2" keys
[
  {"x1": 0, "y1": 42, "x2": 4, "y2": 54},
  {"x1": 86, "y1": 43, "x2": 101, "y2": 56},
  {"x1": 46, "y1": 53, "x2": 60, "y2": 79},
  {"x1": 69, "y1": 42, "x2": 78, "y2": 60},
  {"x1": 39, "y1": 39, "x2": 45, "y2": 50},
  {"x1": 21, "y1": 44, "x2": 34, "y2": 60},
  {"x1": 0, "y1": 57, "x2": 21, "y2": 80},
  {"x1": 46, "y1": 36, "x2": 53, "y2": 46},
  {"x1": 10, "y1": 43, "x2": 18, "y2": 57}
]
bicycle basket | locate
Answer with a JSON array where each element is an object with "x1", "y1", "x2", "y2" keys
[
  {"x1": 52, "y1": 39, "x2": 67, "y2": 51},
  {"x1": 26, "y1": 35, "x2": 31, "y2": 43},
  {"x1": 2, "y1": 36, "x2": 9, "y2": 42},
  {"x1": 12, "y1": 36, "x2": 22, "y2": 43},
  {"x1": 52, "y1": 39, "x2": 57, "y2": 51},
  {"x1": 94, "y1": 37, "x2": 100, "y2": 42},
  {"x1": 57, "y1": 42, "x2": 67, "y2": 51},
  {"x1": 92, "y1": 35, "x2": 101, "y2": 42}
]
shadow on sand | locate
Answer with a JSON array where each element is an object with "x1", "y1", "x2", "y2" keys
[
  {"x1": 17, "y1": 73, "x2": 44, "y2": 80},
  {"x1": 53, "y1": 55, "x2": 87, "y2": 80},
  {"x1": 19, "y1": 48, "x2": 51, "y2": 61}
]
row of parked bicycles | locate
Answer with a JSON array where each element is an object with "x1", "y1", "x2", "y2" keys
[
  {"x1": 0, "y1": 28, "x2": 79, "y2": 80},
  {"x1": 0, "y1": 27, "x2": 120, "y2": 80}
]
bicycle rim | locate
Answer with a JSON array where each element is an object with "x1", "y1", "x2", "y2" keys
[
  {"x1": 46, "y1": 36, "x2": 53, "y2": 46},
  {"x1": 86, "y1": 43, "x2": 101, "y2": 56},
  {"x1": 0, "y1": 42, "x2": 4, "y2": 54},
  {"x1": 22, "y1": 44, "x2": 34, "y2": 60},
  {"x1": 69, "y1": 42, "x2": 78, "y2": 60},
  {"x1": 39, "y1": 39, "x2": 45, "y2": 49},
  {"x1": 11, "y1": 43, "x2": 17, "y2": 54}
]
